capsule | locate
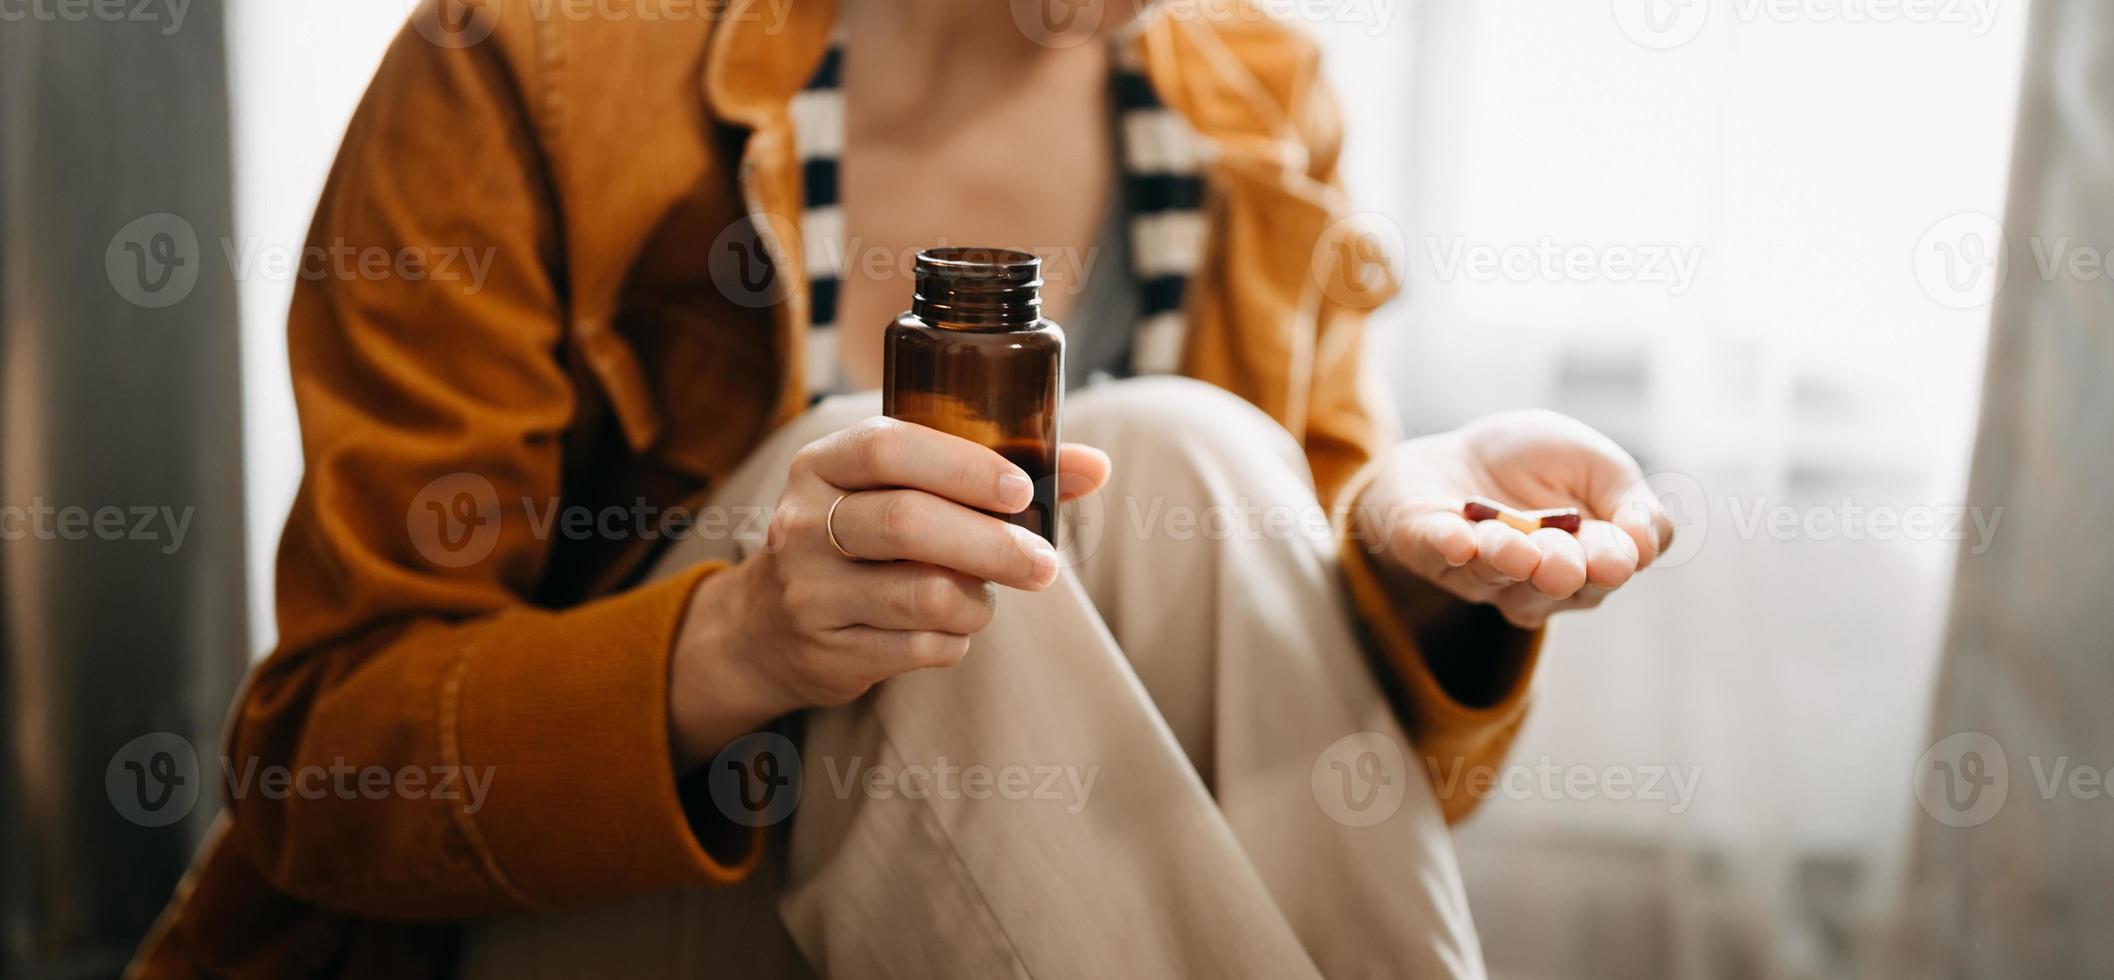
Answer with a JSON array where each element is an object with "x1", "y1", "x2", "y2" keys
[{"x1": 1463, "y1": 495, "x2": 1582, "y2": 535}]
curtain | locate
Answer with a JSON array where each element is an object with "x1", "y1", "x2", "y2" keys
[
  {"x1": 1896, "y1": 0, "x2": 2114, "y2": 974},
  {"x1": 0, "y1": 6, "x2": 246, "y2": 976}
]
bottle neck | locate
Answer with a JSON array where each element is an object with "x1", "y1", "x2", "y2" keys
[{"x1": 912, "y1": 247, "x2": 1043, "y2": 329}]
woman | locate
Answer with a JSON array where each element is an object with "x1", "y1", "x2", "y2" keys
[{"x1": 133, "y1": 0, "x2": 1671, "y2": 976}]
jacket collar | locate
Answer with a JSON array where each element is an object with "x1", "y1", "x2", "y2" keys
[
  {"x1": 1129, "y1": 5, "x2": 1310, "y2": 174},
  {"x1": 699, "y1": 0, "x2": 1309, "y2": 170},
  {"x1": 703, "y1": 0, "x2": 839, "y2": 130}
]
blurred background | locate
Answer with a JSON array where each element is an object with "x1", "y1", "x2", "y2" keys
[
  {"x1": 8, "y1": 0, "x2": 2107, "y2": 977},
  {"x1": 1318, "y1": 4, "x2": 2029, "y2": 978}
]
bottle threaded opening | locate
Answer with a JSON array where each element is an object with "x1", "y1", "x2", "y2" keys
[{"x1": 913, "y1": 247, "x2": 1043, "y2": 327}]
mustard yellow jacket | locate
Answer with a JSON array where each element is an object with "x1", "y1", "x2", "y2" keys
[{"x1": 134, "y1": 2, "x2": 1538, "y2": 976}]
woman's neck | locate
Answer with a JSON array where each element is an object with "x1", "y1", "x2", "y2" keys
[
  {"x1": 840, "y1": 0, "x2": 1108, "y2": 109},
  {"x1": 837, "y1": 0, "x2": 1116, "y2": 130}
]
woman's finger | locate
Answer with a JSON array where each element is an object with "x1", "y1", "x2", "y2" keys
[
  {"x1": 1057, "y1": 443, "x2": 1112, "y2": 501},
  {"x1": 1492, "y1": 580, "x2": 1616, "y2": 630},
  {"x1": 1388, "y1": 510, "x2": 1480, "y2": 580},
  {"x1": 1595, "y1": 471, "x2": 1673, "y2": 570},
  {"x1": 1555, "y1": 426, "x2": 1672, "y2": 569},
  {"x1": 1473, "y1": 520, "x2": 1542, "y2": 584},
  {"x1": 1493, "y1": 583, "x2": 1555, "y2": 630},
  {"x1": 1578, "y1": 520, "x2": 1639, "y2": 589},
  {"x1": 831, "y1": 626, "x2": 974, "y2": 673},
  {"x1": 799, "y1": 417, "x2": 1035, "y2": 514},
  {"x1": 1527, "y1": 527, "x2": 1587, "y2": 600},
  {"x1": 829, "y1": 489, "x2": 1059, "y2": 591},
  {"x1": 1564, "y1": 585, "x2": 1612, "y2": 612},
  {"x1": 821, "y1": 562, "x2": 995, "y2": 634}
]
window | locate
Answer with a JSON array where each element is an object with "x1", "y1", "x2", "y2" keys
[{"x1": 1310, "y1": 2, "x2": 2028, "y2": 973}]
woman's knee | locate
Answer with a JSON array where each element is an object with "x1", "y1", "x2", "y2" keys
[
  {"x1": 1058, "y1": 378, "x2": 1334, "y2": 608},
  {"x1": 1062, "y1": 378, "x2": 1324, "y2": 567},
  {"x1": 1067, "y1": 377, "x2": 1308, "y2": 480}
]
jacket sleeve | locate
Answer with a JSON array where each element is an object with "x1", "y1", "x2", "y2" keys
[
  {"x1": 223, "y1": 19, "x2": 758, "y2": 918},
  {"x1": 1294, "y1": 65, "x2": 1542, "y2": 824}
]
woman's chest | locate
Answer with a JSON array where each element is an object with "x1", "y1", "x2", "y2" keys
[{"x1": 827, "y1": 86, "x2": 1115, "y2": 387}]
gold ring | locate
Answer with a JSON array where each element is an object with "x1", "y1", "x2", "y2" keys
[{"x1": 825, "y1": 493, "x2": 859, "y2": 561}]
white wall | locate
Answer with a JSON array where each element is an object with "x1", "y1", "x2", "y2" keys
[{"x1": 228, "y1": 2, "x2": 407, "y2": 655}]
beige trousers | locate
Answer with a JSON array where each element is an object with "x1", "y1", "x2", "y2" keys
[{"x1": 458, "y1": 378, "x2": 1482, "y2": 979}]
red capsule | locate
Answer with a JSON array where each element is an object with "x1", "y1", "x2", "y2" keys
[
  {"x1": 1537, "y1": 511, "x2": 1583, "y2": 534},
  {"x1": 1463, "y1": 495, "x2": 1583, "y2": 535}
]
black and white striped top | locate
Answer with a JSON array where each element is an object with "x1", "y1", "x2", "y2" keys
[{"x1": 791, "y1": 30, "x2": 1209, "y2": 395}]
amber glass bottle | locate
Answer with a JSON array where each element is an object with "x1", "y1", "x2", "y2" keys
[{"x1": 883, "y1": 247, "x2": 1065, "y2": 543}]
